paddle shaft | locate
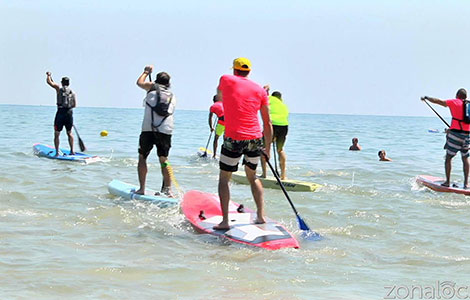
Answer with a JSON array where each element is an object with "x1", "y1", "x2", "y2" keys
[
  {"x1": 261, "y1": 152, "x2": 311, "y2": 231},
  {"x1": 203, "y1": 118, "x2": 218, "y2": 156},
  {"x1": 423, "y1": 99, "x2": 450, "y2": 128}
]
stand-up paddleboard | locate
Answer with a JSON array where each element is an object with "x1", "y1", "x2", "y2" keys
[
  {"x1": 197, "y1": 147, "x2": 213, "y2": 157},
  {"x1": 196, "y1": 147, "x2": 219, "y2": 160},
  {"x1": 231, "y1": 171, "x2": 321, "y2": 192},
  {"x1": 416, "y1": 175, "x2": 470, "y2": 196},
  {"x1": 33, "y1": 143, "x2": 101, "y2": 164},
  {"x1": 182, "y1": 190, "x2": 299, "y2": 250},
  {"x1": 107, "y1": 179, "x2": 178, "y2": 207}
]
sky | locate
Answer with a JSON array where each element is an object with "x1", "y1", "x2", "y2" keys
[{"x1": 1, "y1": 0, "x2": 470, "y2": 117}]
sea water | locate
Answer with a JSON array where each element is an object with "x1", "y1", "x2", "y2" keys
[{"x1": 1, "y1": 104, "x2": 469, "y2": 300}]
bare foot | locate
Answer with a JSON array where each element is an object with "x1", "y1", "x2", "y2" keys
[
  {"x1": 70, "y1": 152, "x2": 75, "y2": 155},
  {"x1": 254, "y1": 217, "x2": 266, "y2": 224},
  {"x1": 441, "y1": 182, "x2": 450, "y2": 187},
  {"x1": 134, "y1": 189, "x2": 145, "y2": 195},
  {"x1": 213, "y1": 222, "x2": 230, "y2": 230}
]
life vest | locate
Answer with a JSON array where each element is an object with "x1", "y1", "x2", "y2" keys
[
  {"x1": 452, "y1": 99, "x2": 470, "y2": 130},
  {"x1": 57, "y1": 87, "x2": 74, "y2": 109}
]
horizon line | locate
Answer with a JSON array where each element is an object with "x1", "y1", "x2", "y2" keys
[{"x1": 0, "y1": 103, "x2": 448, "y2": 119}]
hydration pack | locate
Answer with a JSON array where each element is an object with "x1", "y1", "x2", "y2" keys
[
  {"x1": 463, "y1": 100, "x2": 470, "y2": 124},
  {"x1": 146, "y1": 84, "x2": 174, "y2": 131},
  {"x1": 57, "y1": 87, "x2": 74, "y2": 109},
  {"x1": 146, "y1": 84, "x2": 173, "y2": 117}
]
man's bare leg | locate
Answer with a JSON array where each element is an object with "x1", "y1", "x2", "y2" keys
[
  {"x1": 442, "y1": 154, "x2": 453, "y2": 187},
  {"x1": 214, "y1": 170, "x2": 232, "y2": 230},
  {"x1": 66, "y1": 130, "x2": 75, "y2": 155},
  {"x1": 279, "y1": 149, "x2": 287, "y2": 180},
  {"x1": 462, "y1": 155, "x2": 469, "y2": 188},
  {"x1": 260, "y1": 155, "x2": 267, "y2": 178},
  {"x1": 54, "y1": 131, "x2": 60, "y2": 156},
  {"x1": 213, "y1": 135, "x2": 219, "y2": 159},
  {"x1": 135, "y1": 154, "x2": 148, "y2": 195},
  {"x1": 159, "y1": 156, "x2": 173, "y2": 196},
  {"x1": 244, "y1": 164, "x2": 265, "y2": 224}
]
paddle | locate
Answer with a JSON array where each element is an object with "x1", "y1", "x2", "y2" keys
[
  {"x1": 73, "y1": 125, "x2": 86, "y2": 152},
  {"x1": 261, "y1": 152, "x2": 321, "y2": 240},
  {"x1": 201, "y1": 118, "x2": 218, "y2": 157},
  {"x1": 422, "y1": 98, "x2": 450, "y2": 128}
]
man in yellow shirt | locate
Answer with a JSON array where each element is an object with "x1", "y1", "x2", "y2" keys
[{"x1": 261, "y1": 91, "x2": 289, "y2": 180}]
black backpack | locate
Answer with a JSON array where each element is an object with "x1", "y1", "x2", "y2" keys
[
  {"x1": 57, "y1": 87, "x2": 74, "y2": 109},
  {"x1": 463, "y1": 100, "x2": 470, "y2": 124}
]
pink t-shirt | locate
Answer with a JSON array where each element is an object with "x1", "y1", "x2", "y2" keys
[
  {"x1": 218, "y1": 74, "x2": 269, "y2": 140},
  {"x1": 447, "y1": 99, "x2": 470, "y2": 131},
  {"x1": 210, "y1": 101, "x2": 225, "y2": 125}
]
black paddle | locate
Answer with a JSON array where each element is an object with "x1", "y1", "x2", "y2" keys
[
  {"x1": 201, "y1": 119, "x2": 218, "y2": 157},
  {"x1": 261, "y1": 151, "x2": 319, "y2": 239},
  {"x1": 73, "y1": 125, "x2": 86, "y2": 152},
  {"x1": 422, "y1": 98, "x2": 450, "y2": 128}
]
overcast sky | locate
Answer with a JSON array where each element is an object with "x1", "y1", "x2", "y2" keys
[{"x1": 1, "y1": 0, "x2": 470, "y2": 117}]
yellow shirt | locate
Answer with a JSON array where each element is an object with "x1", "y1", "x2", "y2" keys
[{"x1": 269, "y1": 95, "x2": 289, "y2": 126}]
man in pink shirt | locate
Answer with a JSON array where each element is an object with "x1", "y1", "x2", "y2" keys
[
  {"x1": 422, "y1": 88, "x2": 470, "y2": 187},
  {"x1": 214, "y1": 57, "x2": 273, "y2": 230},
  {"x1": 208, "y1": 95, "x2": 225, "y2": 159}
]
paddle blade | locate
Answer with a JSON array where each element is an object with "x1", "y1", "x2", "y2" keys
[
  {"x1": 296, "y1": 215, "x2": 311, "y2": 231},
  {"x1": 300, "y1": 230, "x2": 323, "y2": 241},
  {"x1": 78, "y1": 138, "x2": 86, "y2": 152},
  {"x1": 296, "y1": 215, "x2": 323, "y2": 241}
]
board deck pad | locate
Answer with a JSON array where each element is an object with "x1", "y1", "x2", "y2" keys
[
  {"x1": 107, "y1": 179, "x2": 178, "y2": 207},
  {"x1": 182, "y1": 190, "x2": 299, "y2": 250},
  {"x1": 33, "y1": 143, "x2": 101, "y2": 164},
  {"x1": 416, "y1": 175, "x2": 470, "y2": 195},
  {"x1": 231, "y1": 171, "x2": 321, "y2": 192}
]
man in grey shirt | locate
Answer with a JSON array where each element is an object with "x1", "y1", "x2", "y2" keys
[{"x1": 135, "y1": 65, "x2": 176, "y2": 197}]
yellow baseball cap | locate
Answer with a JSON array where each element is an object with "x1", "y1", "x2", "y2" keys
[{"x1": 233, "y1": 57, "x2": 252, "y2": 71}]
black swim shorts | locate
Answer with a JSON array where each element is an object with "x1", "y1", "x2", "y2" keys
[
  {"x1": 138, "y1": 131, "x2": 172, "y2": 158},
  {"x1": 54, "y1": 108, "x2": 73, "y2": 132},
  {"x1": 273, "y1": 125, "x2": 288, "y2": 151}
]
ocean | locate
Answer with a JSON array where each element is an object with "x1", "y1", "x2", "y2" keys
[{"x1": 1, "y1": 104, "x2": 469, "y2": 300}]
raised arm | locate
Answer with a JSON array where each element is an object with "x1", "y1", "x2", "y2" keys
[
  {"x1": 421, "y1": 96, "x2": 448, "y2": 107},
  {"x1": 260, "y1": 104, "x2": 273, "y2": 160},
  {"x1": 136, "y1": 65, "x2": 155, "y2": 91},
  {"x1": 46, "y1": 72, "x2": 60, "y2": 92}
]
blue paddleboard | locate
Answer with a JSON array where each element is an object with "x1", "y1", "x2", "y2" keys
[
  {"x1": 107, "y1": 179, "x2": 178, "y2": 207},
  {"x1": 33, "y1": 143, "x2": 101, "y2": 163}
]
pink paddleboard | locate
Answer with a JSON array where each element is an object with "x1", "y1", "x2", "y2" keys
[
  {"x1": 181, "y1": 190, "x2": 299, "y2": 250},
  {"x1": 417, "y1": 175, "x2": 470, "y2": 196}
]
